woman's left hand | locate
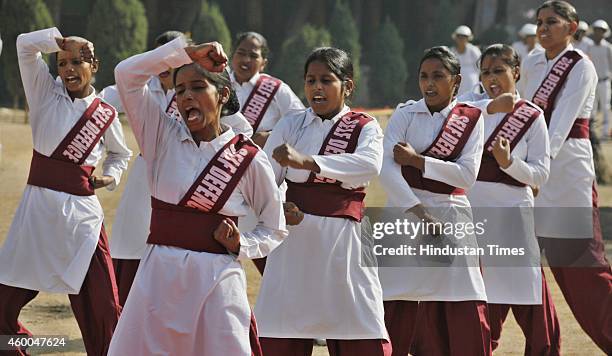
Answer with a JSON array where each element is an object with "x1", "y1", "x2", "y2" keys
[
  {"x1": 213, "y1": 218, "x2": 241, "y2": 254},
  {"x1": 89, "y1": 175, "x2": 114, "y2": 189},
  {"x1": 491, "y1": 136, "x2": 512, "y2": 169},
  {"x1": 272, "y1": 144, "x2": 317, "y2": 171}
]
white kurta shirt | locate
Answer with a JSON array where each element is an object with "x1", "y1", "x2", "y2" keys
[
  {"x1": 464, "y1": 92, "x2": 550, "y2": 304},
  {"x1": 231, "y1": 71, "x2": 305, "y2": 132},
  {"x1": 453, "y1": 43, "x2": 482, "y2": 95},
  {"x1": 109, "y1": 37, "x2": 288, "y2": 355},
  {"x1": 519, "y1": 45, "x2": 597, "y2": 238},
  {"x1": 254, "y1": 106, "x2": 389, "y2": 340},
  {"x1": 378, "y1": 99, "x2": 488, "y2": 301},
  {"x1": 102, "y1": 79, "x2": 253, "y2": 260},
  {"x1": 0, "y1": 27, "x2": 131, "y2": 293}
]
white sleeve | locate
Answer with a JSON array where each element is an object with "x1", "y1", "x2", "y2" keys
[
  {"x1": 500, "y1": 113, "x2": 550, "y2": 187},
  {"x1": 379, "y1": 110, "x2": 421, "y2": 208},
  {"x1": 311, "y1": 120, "x2": 383, "y2": 186},
  {"x1": 16, "y1": 27, "x2": 62, "y2": 115},
  {"x1": 221, "y1": 112, "x2": 253, "y2": 137},
  {"x1": 236, "y1": 151, "x2": 288, "y2": 260},
  {"x1": 422, "y1": 115, "x2": 484, "y2": 189},
  {"x1": 114, "y1": 37, "x2": 192, "y2": 160},
  {"x1": 275, "y1": 82, "x2": 305, "y2": 117},
  {"x1": 262, "y1": 115, "x2": 293, "y2": 186},
  {"x1": 100, "y1": 117, "x2": 132, "y2": 190},
  {"x1": 99, "y1": 85, "x2": 124, "y2": 113},
  {"x1": 548, "y1": 60, "x2": 597, "y2": 158}
]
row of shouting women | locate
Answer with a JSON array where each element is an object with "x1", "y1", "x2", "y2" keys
[{"x1": 0, "y1": 1, "x2": 610, "y2": 355}]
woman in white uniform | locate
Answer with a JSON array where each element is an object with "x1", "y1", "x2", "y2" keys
[
  {"x1": 109, "y1": 38, "x2": 287, "y2": 355},
  {"x1": 0, "y1": 28, "x2": 131, "y2": 356},
  {"x1": 451, "y1": 25, "x2": 482, "y2": 96},
  {"x1": 379, "y1": 46, "x2": 490, "y2": 356},
  {"x1": 518, "y1": 1, "x2": 611, "y2": 353},
  {"x1": 464, "y1": 44, "x2": 561, "y2": 355},
  {"x1": 254, "y1": 47, "x2": 390, "y2": 356},
  {"x1": 103, "y1": 31, "x2": 252, "y2": 306}
]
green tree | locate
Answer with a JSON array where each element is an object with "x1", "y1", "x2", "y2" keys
[
  {"x1": 368, "y1": 17, "x2": 407, "y2": 107},
  {"x1": 0, "y1": 0, "x2": 54, "y2": 109},
  {"x1": 86, "y1": 0, "x2": 148, "y2": 89},
  {"x1": 328, "y1": 0, "x2": 362, "y2": 104},
  {"x1": 191, "y1": 1, "x2": 232, "y2": 53},
  {"x1": 273, "y1": 24, "x2": 331, "y2": 100}
]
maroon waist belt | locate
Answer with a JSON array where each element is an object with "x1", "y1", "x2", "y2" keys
[
  {"x1": 477, "y1": 156, "x2": 525, "y2": 187},
  {"x1": 27, "y1": 150, "x2": 95, "y2": 196},
  {"x1": 567, "y1": 118, "x2": 589, "y2": 139},
  {"x1": 147, "y1": 197, "x2": 237, "y2": 254},
  {"x1": 401, "y1": 165, "x2": 465, "y2": 195},
  {"x1": 286, "y1": 180, "x2": 365, "y2": 222}
]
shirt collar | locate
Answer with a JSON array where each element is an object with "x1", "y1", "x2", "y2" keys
[
  {"x1": 230, "y1": 70, "x2": 261, "y2": 87},
  {"x1": 403, "y1": 98, "x2": 457, "y2": 118},
  {"x1": 535, "y1": 44, "x2": 574, "y2": 65},
  {"x1": 302, "y1": 105, "x2": 351, "y2": 128}
]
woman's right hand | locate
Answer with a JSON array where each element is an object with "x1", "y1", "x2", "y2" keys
[
  {"x1": 407, "y1": 204, "x2": 443, "y2": 236},
  {"x1": 185, "y1": 42, "x2": 228, "y2": 72},
  {"x1": 283, "y1": 201, "x2": 304, "y2": 226},
  {"x1": 55, "y1": 36, "x2": 95, "y2": 63}
]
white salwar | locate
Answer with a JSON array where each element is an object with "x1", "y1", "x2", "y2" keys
[
  {"x1": 254, "y1": 107, "x2": 389, "y2": 340},
  {"x1": 0, "y1": 27, "x2": 131, "y2": 294},
  {"x1": 109, "y1": 37, "x2": 287, "y2": 356},
  {"x1": 518, "y1": 45, "x2": 598, "y2": 239},
  {"x1": 463, "y1": 92, "x2": 550, "y2": 304},
  {"x1": 378, "y1": 99, "x2": 488, "y2": 302}
]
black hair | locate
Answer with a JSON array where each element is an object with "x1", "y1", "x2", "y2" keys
[
  {"x1": 480, "y1": 44, "x2": 521, "y2": 70},
  {"x1": 233, "y1": 32, "x2": 269, "y2": 59},
  {"x1": 221, "y1": 87, "x2": 240, "y2": 117},
  {"x1": 304, "y1": 47, "x2": 354, "y2": 82},
  {"x1": 419, "y1": 46, "x2": 461, "y2": 76},
  {"x1": 154, "y1": 31, "x2": 184, "y2": 48},
  {"x1": 536, "y1": 1, "x2": 579, "y2": 24}
]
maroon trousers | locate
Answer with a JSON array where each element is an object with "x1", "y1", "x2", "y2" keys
[
  {"x1": 111, "y1": 258, "x2": 140, "y2": 307},
  {"x1": 260, "y1": 337, "x2": 391, "y2": 356},
  {"x1": 0, "y1": 226, "x2": 121, "y2": 356},
  {"x1": 384, "y1": 300, "x2": 491, "y2": 356},
  {"x1": 538, "y1": 185, "x2": 612, "y2": 354},
  {"x1": 488, "y1": 269, "x2": 561, "y2": 355}
]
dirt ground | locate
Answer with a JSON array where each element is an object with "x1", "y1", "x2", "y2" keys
[{"x1": 0, "y1": 109, "x2": 610, "y2": 355}]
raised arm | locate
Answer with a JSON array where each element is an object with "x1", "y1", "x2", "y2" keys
[{"x1": 17, "y1": 28, "x2": 62, "y2": 113}]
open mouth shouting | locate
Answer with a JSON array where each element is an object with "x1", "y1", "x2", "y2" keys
[
  {"x1": 184, "y1": 105, "x2": 202, "y2": 123},
  {"x1": 488, "y1": 84, "x2": 503, "y2": 97},
  {"x1": 65, "y1": 75, "x2": 81, "y2": 86}
]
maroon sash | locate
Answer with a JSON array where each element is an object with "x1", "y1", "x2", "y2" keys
[
  {"x1": 477, "y1": 100, "x2": 541, "y2": 186},
  {"x1": 165, "y1": 93, "x2": 182, "y2": 121},
  {"x1": 286, "y1": 112, "x2": 373, "y2": 221},
  {"x1": 26, "y1": 98, "x2": 116, "y2": 196},
  {"x1": 51, "y1": 98, "x2": 116, "y2": 164},
  {"x1": 531, "y1": 50, "x2": 588, "y2": 139},
  {"x1": 401, "y1": 103, "x2": 481, "y2": 195},
  {"x1": 147, "y1": 134, "x2": 259, "y2": 253},
  {"x1": 241, "y1": 74, "x2": 282, "y2": 132}
]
